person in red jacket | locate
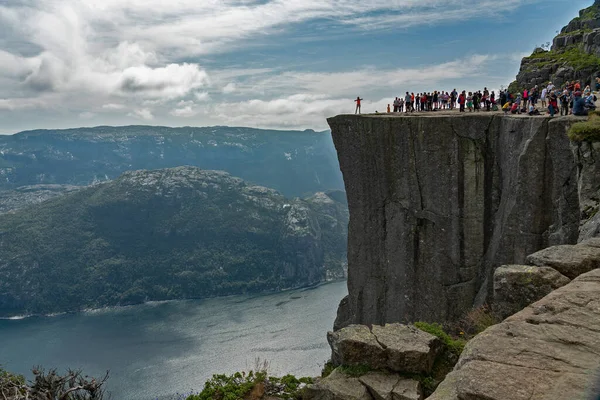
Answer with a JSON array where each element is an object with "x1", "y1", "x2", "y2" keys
[
  {"x1": 458, "y1": 91, "x2": 466, "y2": 112},
  {"x1": 354, "y1": 97, "x2": 363, "y2": 114}
]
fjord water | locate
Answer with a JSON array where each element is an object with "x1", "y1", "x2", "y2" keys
[{"x1": 0, "y1": 281, "x2": 347, "y2": 400}]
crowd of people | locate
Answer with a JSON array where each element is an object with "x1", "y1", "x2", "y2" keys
[
  {"x1": 385, "y1": 89, "x2": 499, "y2": 114},
  {"x1": 355, "y1": 78, "x2": 599, "y2": 117},
  {"x1": 500, "y1": 80, "x2": 597, "y2": 117}
]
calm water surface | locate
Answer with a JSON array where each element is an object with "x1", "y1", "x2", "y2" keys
[{"x1": 0, "y1": 281, "x2": 347, "y2": 400}]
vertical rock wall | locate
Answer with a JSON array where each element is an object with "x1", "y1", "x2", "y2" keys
[{"x1": 328, "y1": 114, "x2": 580, "y2": 328}]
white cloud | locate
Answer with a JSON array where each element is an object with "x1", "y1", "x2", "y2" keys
[
  {"x1": 194, "y1": 92, "x2": 211, "y2": 102},
  {"x1": 170, "y1": 105, "x2": 198, "y2": 118},
  {"x1": 127, "y1": 108, "x2": 154, "y2": 120},
  {"x1": 222, "y1": 83, "x2": 237, "y2": 94},
  {"x1": 102, "y1": 103, "x2": 126, "y2": 110},
  {"x1": 79, "y1": 111, "x2": 95, "y2": 119},
  {"x1": 119, "y1": 63, "x2": 209, "y2": 98},
  {"x1": 0, "y1": 0, "x2": 539, "y2": 131}
]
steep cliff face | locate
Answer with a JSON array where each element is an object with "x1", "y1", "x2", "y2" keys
[{"x1": 328, "y1": 114, "x2": 582, "y2": 328}]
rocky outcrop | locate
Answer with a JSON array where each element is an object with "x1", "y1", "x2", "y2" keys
[
  {"x1": 304, "y1": 370, "x2": 422, "y2": 400},
  {"x1": 328, "y1": 114, "x2": 581, "y2": 328},
  {"x1": 573, "y1": 140, "x2": 600, "y2": 241},
  {"x1": 511, "y1": 1, "x2": 600, "y2": 91},
  {"x1": 526, "y1": 242, "x2": 600, "y2": 279},
  {"x1": 327, "y1": 324, "x2": 441, "y2": 374},
  {"x1": 428, "y1": 268, "x2": 600, "y2": 400},
  {"x1": 492, "y1": 264, "x2": 570, "y2": 319}
]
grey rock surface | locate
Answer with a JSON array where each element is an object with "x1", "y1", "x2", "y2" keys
[
  {"x1": 303, "y1": 369, "x2": 372, "y2": 400},
  {"x1": 304, "y1": 370, "x2": 422, "y2": 400},
  {"x1": 493, "y1": 264, "x2": 570, "y2": 319},
  {"x1": 427, "y1": 268, "x2": 600, "y2": 400},
  {"x1": 327, "y1": 324, "x2": 440, "y2": 374},
  {"x1": 359, "y1": 372, "x2": 422, "y2": 400},
  {"x1": 526, "y1": 244, "x2": 600, "y2": 279},
  {"x1": 328, "y1": 114, "x2": 580, "y2": 327}
]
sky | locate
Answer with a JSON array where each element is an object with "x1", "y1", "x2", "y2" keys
[{"x1": 0, "y1": 0, "x2": 594, "y2": 133}]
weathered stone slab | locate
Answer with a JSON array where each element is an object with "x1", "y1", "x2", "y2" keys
[
  {"x1": 327, "y1": 325, "x2": 386, "y2": 369},
  {"x1": 526, "y1": 244, "x2": 600, "y2": 279},
  {"x1": 493, "y1": 264, "x2": 570, "y2": 318},
  {"x1": 328, "y1": 324, "x2": 440, "y2": 374},
  {"x1": 391, "y1": 379, "x2": 422, "y2": 400},
  {"x1": 371, "y1": 324, "x2": 440, "y2": 374},
  {"x1": 303, "y1": 369, "x2": 372, "y2": 400},
  {"x1": 427, "y1": 269, "x2": 600, "y2": 400}
]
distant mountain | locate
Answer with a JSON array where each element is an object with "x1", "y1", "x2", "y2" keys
[
  {"x1": 0, "y1": 184, "x2": 81, "y2": 214},
  {"x1": 0, "y1": 167, "x2": 348, "y2": 317},
  {"x1": 0, "y1": 125, "x2": 343, "y2": 197}
]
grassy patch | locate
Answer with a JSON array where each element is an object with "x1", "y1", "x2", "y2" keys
[
  {"x1": 524, "y1": 45, "x2": 600, "y2": 72},
  {"x1": 414, "y1": 322, "x2": 466, "y2": 356},
  {"x1": 569, "y1": 113, "x2": 600, "y2": 142},
  {"x1": 337, "y1": 364, "x2": 372, "y2": 377},
  {"x1": 321, "y1": 360, "x2": 336, "y2": 378}
]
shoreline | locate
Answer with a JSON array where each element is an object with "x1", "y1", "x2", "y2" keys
[{"x1": 0, "y1": 278, "x2": 347, "y2": 321}]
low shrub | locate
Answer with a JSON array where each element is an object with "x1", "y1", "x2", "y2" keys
[
  {"x1": 569, "y1": 118, "x2": 600, "y2": 142},
  {"x1": 413, "y1": 322, "x2": 466, "y2": 356}
]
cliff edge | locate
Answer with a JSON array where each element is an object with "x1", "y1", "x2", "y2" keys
[{"x1": 328, "y1": 113, "x2": 584, "y2": 328}]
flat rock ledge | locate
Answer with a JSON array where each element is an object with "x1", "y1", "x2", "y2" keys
[
  {"x1": 428, "y1": 268, "x2": 600, "y2": 400},
  {"x1": 327, "y1": 324, "x2": 441, "y2": 374},
  {"x1": 526, "y1": 241, "x2": 600, "y2": 279},
  {"x1": 493, "y1": 264, "x2": 570, "y2": 319},
  {"x1": 304, "y1": 369, "x2": 422, "y2": 400}
]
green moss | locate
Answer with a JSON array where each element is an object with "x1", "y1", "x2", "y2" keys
[
  {"x1": 414, "y1": 322, "x2": 467, "y2": 356},
  {"x1": 524, "y1": 45, "x2": 600, "y2": 72},
  {"x1": 321, "y1": 361, "x2": 336, "y2": 378},
  {"x1": 568, "y1": 119, "x2": 600, "y2": 142},
  {"x1": 337, "y1": 364, "x2": 372, "y2": 377}
]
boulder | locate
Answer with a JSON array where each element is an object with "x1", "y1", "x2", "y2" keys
[
  {"x1": 427, "y1": 269, "x2": 600, "y2": 400},
  {"x1": 526, "y1": 244, "x2": 600, "y2": 279},
  {"x1": 328, "y1": 324, "x2": 441, "y2": 374},
  {"x1": 580, "y1": 237, "x2": 600, "y2": 248},
  {"x1": 303, "y1": 369, "x2": 372, "y2": 400},
  {"x1": 493, "y1": 264, "x2": 570, "y2": 318},
  {"x1": 327, "y1": 325, "x2": 387, "y2": 369},
  {"x1": 358, "y1": 372, "x2": 422, "y2": 400},
  {"x1": 371, "y1": 324, "x2": 440, "y2": 374}
]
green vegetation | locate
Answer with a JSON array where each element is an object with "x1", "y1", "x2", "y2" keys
[
  {"x1": 414, "y1": 322, "x2": 466, "y2": 356},
  {"x1": 0, "y1": 366, "x2": 108, "y2": 399},
  {"x1": 186, "y1": 371, "x2": 313, "y2": 400},
  {"x1": 0, "y1": 167, "x2": 348, "y2": 317},
  {"x1": 569, "y1": 112, "x2": 600, "y2": 142},
  {"x1": 321, "y1": 360, "x2": 336, "y2": 378},
  {"x1": 337, "y1": 364, "x2": 372, "y2": 377},
  {"x1": 525, "y1": 45, "x2": 600, "y2": 72}
]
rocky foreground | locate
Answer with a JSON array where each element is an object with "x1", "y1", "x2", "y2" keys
[{"x1": 303, "y1": 238, "x2": 600, "y2": 400}]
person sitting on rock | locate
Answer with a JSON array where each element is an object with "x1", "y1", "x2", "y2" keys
[
  {"x1": 572, "y1": 92, "x2": 587, "y2": 116},
  {"x1": 502, "y1": 101, "x2": 512, "y2": 114},
  {"x1": 510, "y1": 102, "x2": 519, "y2": 114},
  {"x1": 585, "y1": 93, "x2": 597, "y2": 111}
]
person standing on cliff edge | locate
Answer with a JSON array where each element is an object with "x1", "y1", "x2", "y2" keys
[{"x1": 354, "y1": 97, "x2": 363, "y2": 114}]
